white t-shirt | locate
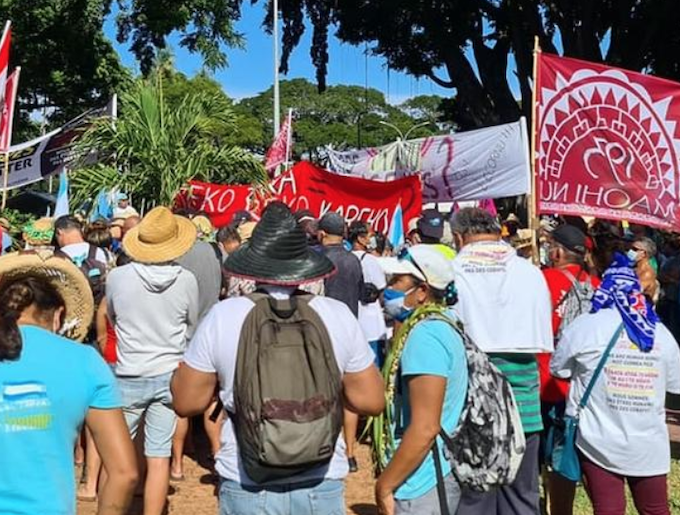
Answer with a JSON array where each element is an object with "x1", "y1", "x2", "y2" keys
[
  {"x1": 183, "y1": 287, "x2": 376, "y2": 485},
  {"x1": 113, "y1": 205, "x2": 139, "y2": 219},
  {"x1": 59, "y1": 242, "x2": 107, "y2": 266},
  {"x1": 452, "y1": 240, "x2": 553, "y2": 353},
  {"x1": 552, "y1": 308, "x2": 680, "y2": 476},
  {"x1": 353, "y1": 251, "x2": 388, "y2": 342}
]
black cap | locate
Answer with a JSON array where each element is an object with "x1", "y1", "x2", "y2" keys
[
  {"x1": 552, "y1": 224, "x2": 587, "y2": 255},
  {"x1": 318, "y1": 212, "x2": 346, "y2": 237},
  {"x1": 417, "y1": 209, "x2": 445, "y2": 240},
  {"x1": 231, "y1": 210, "x2": 253, "y2": 225}
]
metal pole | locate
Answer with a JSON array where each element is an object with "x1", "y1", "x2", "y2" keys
[
  {"x1": 273, "y1": 0, "x2": 281, "y2": 137},
  {"x1": 529, "y1": 36, "x2": 541, "y2": 265}
]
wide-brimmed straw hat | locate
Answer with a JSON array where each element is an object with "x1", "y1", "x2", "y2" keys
[
  {"x1": 123, "y1": 207, "x2": 197, "y2": 264},
  {"x1": 225, "y1": 202, "x2": 335, "y2": 285},
  {"x1": 0, "y1": 250, "x2": 94, "y2": 342}
]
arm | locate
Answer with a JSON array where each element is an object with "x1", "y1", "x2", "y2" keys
[
  {"x1": 551, "y1": 325, "x2": 576, "y2": 379},
  {"x1": 375, "y1": 375, "x2": 446, "y2": 513},
  {"x1": 171, "y1": 364, "x2": 217, "y2": 417},
  {"x1": 343, "y1": 365, "x2": 385, "y2": 416},
  {"x1": 86, "y1": 408, "x2": 138, "y2": 515},
  {"x1": 95, "y1": 298, "x2": 108, "y2": 355},
  {"x1": 185, "y1": 275, "x2": 200, "y2": 340}
]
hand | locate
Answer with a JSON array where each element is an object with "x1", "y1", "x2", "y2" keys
[{"x1": 375, "y1": 481, "x2": 395, "y2": 515}]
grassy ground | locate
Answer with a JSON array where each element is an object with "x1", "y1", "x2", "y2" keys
[{"x1": 570, "y1": 458, "x2": 680, "y2": 514}]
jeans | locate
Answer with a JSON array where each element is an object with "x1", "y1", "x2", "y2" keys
[
  {"x1": 219, "y1": 478, "x2": 344, "y2": 515},
  {"x1": 581, "y1": 454, "x2": 670, "y2": 515},
  {"x1": 117, "y1": 372, "x2": 176, "y2": 458}
]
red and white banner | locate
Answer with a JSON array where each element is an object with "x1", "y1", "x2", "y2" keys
[
  {"x1": 264, "y1": 111, "x2": 293, "y2": 176},
  {"x1": 0, "y1": 67, "x2": 19, "y2": 151},
  {"x1": 537, "y1": 53, "x2": 680, "y2": 230},
  {"x1": 326, "y1": 119, "x2": 531, "y2": 202},
  {"x1": 177, "y1": 161, "x2": 422, "y2": 233}
]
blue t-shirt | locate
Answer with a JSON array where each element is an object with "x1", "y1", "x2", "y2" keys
[
  {"x1": 0, "y1": 325, "x2": 121, "y2": 515},
  {"x1": 391, "y1": 315, "x2": 468, "y2": 500}
]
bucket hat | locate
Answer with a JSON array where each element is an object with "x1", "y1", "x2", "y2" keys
[
  {"x1": 0, "y1": 249, "x2": 94, "y2": 341},
  {"x1": 123, "y1": 206, "x2": 197, "y2": 264},
  {"x1": 379, "y1": 245, "x2": 454, "y2": 290},
  {"x1": 225, "y1": 202, "x2": 335, "y2": 285},
  {"x1": 23, "y1": 218, "x2": 55, "y2": 247}
]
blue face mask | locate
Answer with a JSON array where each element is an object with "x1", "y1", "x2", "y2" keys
[{"x1": 383, "y1": 287, "x2": 416, "y2": 322}]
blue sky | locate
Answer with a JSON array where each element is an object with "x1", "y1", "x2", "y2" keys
[{"x1": 105, "y1": 2, "x2": 521, "y2": 104}]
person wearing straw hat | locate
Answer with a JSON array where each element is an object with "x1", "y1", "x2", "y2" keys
[
  {"x1": 171, "y1": 202, "x2": 384, "y2": 515},
  {"x1": 106, "y1": 206, "x2": 199, "y2": 515},
  {"x1": 0, "y1": 250, "x2": 138, "y2": 515}
]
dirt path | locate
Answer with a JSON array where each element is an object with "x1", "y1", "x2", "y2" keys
[{"x1": 77, "y1": 443, "x2": 377, "y2": 515}]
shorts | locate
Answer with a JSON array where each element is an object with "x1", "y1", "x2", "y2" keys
[
  {"x1": 117, "y1": 372, "x2": 177, "y2": 458},
  {"x1": 395, "y1": 474, "x2": 460, "y2": 515}
]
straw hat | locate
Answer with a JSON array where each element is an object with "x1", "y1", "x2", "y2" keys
[
  {"x1": 192, "y1": 215, "x2": 214, "y2": 241},
  {"x1": 123, "y1": 207, "x2": 197, "y2": 264},
  {"x1": 23, "y1": 218, "x2": 55, "y2": 247},
  {"x1": 0, "y1": 250, "x2": 94, "y2": 342},
  {"x1": 225, "y1": 202, "x2": 335, "y2": 285}
]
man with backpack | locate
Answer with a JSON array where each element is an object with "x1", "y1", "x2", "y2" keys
[
  {"x1": 375, "y1": 245, "x2": 469, "y2": 515},
  {"x1": 540, "y1": 224, "x2": 600, "y2": 515},
  {"x1": 171, "y1": 202, "x2": 384, "y2": 515},
  {"x1": 450, "y1": 208, "x2": 553, "y2": 515}
]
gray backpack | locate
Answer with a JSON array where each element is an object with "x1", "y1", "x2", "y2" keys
[
  {"x1": 555, "y1": 269, "x2": 595, "y2": 342},
  {"x1": 232, "y1": 292, "x2": 344, "y2": 483}
]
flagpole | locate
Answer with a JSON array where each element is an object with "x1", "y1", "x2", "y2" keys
[
  {"x1": 1, "y1": 66, "x2": 19, "y2": 211},
  {"x1": 529, "y1": 36, "x2": 541, "y2": 265},
  {"x1": 273, "y1": 0, "x2": 281, "y2": 138}
]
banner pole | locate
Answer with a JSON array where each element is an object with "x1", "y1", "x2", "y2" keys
[
  {"x1": 529, "y1": 36, "x2": 541, "y2": 265},
  {"x1": 1, "y1": 151, "x2": 8, "y2": 210}
]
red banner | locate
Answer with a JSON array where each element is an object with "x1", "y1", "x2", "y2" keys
[
  {"x1": 176, "y1": 161, "x2": 422, "y2": 233},
  {"x1": 537, "y1": 53, "x2": 680, "y2": 230}
]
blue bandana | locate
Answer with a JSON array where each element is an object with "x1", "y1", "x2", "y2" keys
[{"x1": 591, "y1": 252, "x2": 658, "y2": 352}]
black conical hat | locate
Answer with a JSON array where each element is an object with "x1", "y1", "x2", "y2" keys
[{"x1": 224, "y1": 202, "x2": 335, "y2": 285}]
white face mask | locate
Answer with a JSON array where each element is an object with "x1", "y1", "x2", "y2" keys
[{"x1": 627, "y1": 249, "x2": 641, "y2": 263}]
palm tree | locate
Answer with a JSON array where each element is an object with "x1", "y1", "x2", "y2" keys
[{"x1": 71, "y1": 75, "x2": 266, "y2": 209}]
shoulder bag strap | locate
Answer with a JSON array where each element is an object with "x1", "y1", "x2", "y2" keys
[
  {"x1": 432, "y1": 440, "x2": 451, "y2": 515},
  {"x1": 577, "y1": 323, "x2": 624, "y2": 414}
]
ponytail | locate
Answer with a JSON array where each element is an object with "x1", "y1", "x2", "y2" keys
[{"x1": 0, "y1": 277, "x2": 64, "y2": 361}]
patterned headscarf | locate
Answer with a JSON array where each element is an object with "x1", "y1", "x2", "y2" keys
[{"x1": 591, "y1": 252, "x2": 658, "y2": 352}]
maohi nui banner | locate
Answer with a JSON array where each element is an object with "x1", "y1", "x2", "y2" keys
[
  {"x1": 176, "y1": 161, "x2": 422, "y2": 232},
  {"x1": 537, "y1": 53, "x2": 680, "y2": 230}
]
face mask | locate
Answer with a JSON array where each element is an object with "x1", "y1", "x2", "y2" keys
[
  {"x1": 539, "y1": 242, "x2": 550, "y2": 266},
  {"x1": 627, "y1": 249, "x2": 640, "y2": 263},
  {"x1": 383, "y1": 287, "x2": 416, "y2": 322},
  {"x1": 367, "y1": 236, "x2": 378, "y2": 251}
]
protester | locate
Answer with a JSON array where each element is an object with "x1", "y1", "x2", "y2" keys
[
  {"x1": 503, "y1": 213, "x2": 521, "y2": 238},
  {"x1": 551, "y1": 252, "x2": 680, "y2": 515},
  {"x1": 192, "y1": 215, "x2": 215, "y2": 242},
  {"x1": 416, "y1": 209, "x2": 456, "y2": 260},
  {"x1": 0, "y1": 216, "x2": 12, "y2": 254},
  {"x1": 0, "y1": 251, "x2": 137, "y2": 514},
  {"x1": 372, "y1": 231, "x2": 392, "y2": 257},
  {"x1": 84, "y1": 220, "x2": 116, "y2": 268},
  {"x1": 113, "y1": 193, "x2": 139, "y2": 219},
  {"x1": 172, "y1": 213, "x2": 223, "y2": 481},
  {"x1": 122, "y1": 214, "x2": 141, "y2": 236},
  {"x1": 376, "y1": 245, "x2": 468, "y2": 515},
  {"x1": 657, "y1": 236, "x2": 680, "y2": 340},
  {"x1": 540, "y1": 224, "x2": 600, "y2": 515},
  {"x1": 450, "y1": 207, "x2": 553, "y2": 515},
  {"x1": 629, "y1": 236, "x2": 660, "y2": 302},
  {"x1": 107, "y1": 206, "x2": 199, "y2": 515},
  {"x1": 53, "y1": 215, "x2": 108, "y2": 265},
  {"x1": 227, "y1": 221, "x2": 259, "y2": 298},
  {"x1": 510, "y1": 228, "x2": 534, "y2": 260},
  {"x1": 171, "y1": 202, "x2": 384, "y2": 515},
  {"x1": 215, "y1": 224, "x2": 241, "y2": 260}
]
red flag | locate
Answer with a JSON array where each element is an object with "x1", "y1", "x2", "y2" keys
[
  {"x1": 264, "y1": 112, "x2": 293, "y2": 177},
  {"x1": 0, "y1": 67, "x2": 19, "y2": 151},
  {"x1": 536, "y1": 53, "x2": 680, "y2": 230}
]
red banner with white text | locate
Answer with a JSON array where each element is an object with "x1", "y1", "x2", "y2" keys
[
  {"x1": 176, "y1": 161, "x2": 422, "y2": 233},
  {"x1": 537, "y1": 53, "x2": 680, "y2": 230}
]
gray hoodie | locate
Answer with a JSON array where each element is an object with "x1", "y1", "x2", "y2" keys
[{"x1": 107, "y1": 263, "x2": 199, "y2": 377}]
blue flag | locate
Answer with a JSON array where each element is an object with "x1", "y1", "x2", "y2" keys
[
  {"x1": 388, "y1": 201, "x2": 405, "y2": 251},
  {"x1": 54, "y1": 172, "x2": 70, "y2": 218},
  {"x1": 90, "y1": 189, "x2": 113, "y2": 221}
]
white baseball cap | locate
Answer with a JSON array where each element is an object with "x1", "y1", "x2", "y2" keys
[{"x1": 379, "y1": 245, "x2": 455, "y2": 290}]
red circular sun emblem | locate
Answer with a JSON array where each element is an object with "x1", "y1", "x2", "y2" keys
[{"x1": 538, "y1": 66, "x2": 680, "y2": 228}]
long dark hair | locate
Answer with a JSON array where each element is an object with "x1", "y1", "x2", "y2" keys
[{"x1": 0, "y1": 277, "x2": 65, "y2": 361}]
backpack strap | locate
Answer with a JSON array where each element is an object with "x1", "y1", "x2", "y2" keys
[
  {"x1": 87, "y1": 244, "x2": 98, "y2": 262},
  {"x1": 432, "y1": 440, "x2": 451, "y2": 515}
]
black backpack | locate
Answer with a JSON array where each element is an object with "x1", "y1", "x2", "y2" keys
[
  {"x1": 57, "y1": 244, "x2": 107, "y2": 307},
  {"x1": 231, "y1": 292, "x2": 344, "y2": 483}
]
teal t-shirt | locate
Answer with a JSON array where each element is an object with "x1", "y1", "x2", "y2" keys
[
  {"x1": 0, "y1": 325, "x2": 121, "y2": 515},
  {"x1": 391, "y1": 316, "x2": 468, "y2": 500}
]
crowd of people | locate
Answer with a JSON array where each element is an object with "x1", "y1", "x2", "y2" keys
[{"x1": 0, "y1": 195, "x2": 679, "y2": 515}]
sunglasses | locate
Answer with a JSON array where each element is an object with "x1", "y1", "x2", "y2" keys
[{"x1": 397, "y1": 247, "x2": 428, "y2": 282}]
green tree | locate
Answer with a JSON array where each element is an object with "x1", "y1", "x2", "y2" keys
[
  {"x1": 235, "y1": 79, "x2": 442, "y2": 157},
  {"x1": 71, "y1": 75, "x2": 266, "y2": 208},
  {"x1": 253, "y1": 0, "x2": 680, "y2": 129}
]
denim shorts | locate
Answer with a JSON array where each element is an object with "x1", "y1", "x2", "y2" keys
[
  {"x1": 219, "y1": 478, "x2": 345, "y2": 515},
  {"x1": 395, "y1": 474, "x2": 460, "y2": 515},
  {"x1": 117, "y1": 372, "x2": 177, "y2": 458}
]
